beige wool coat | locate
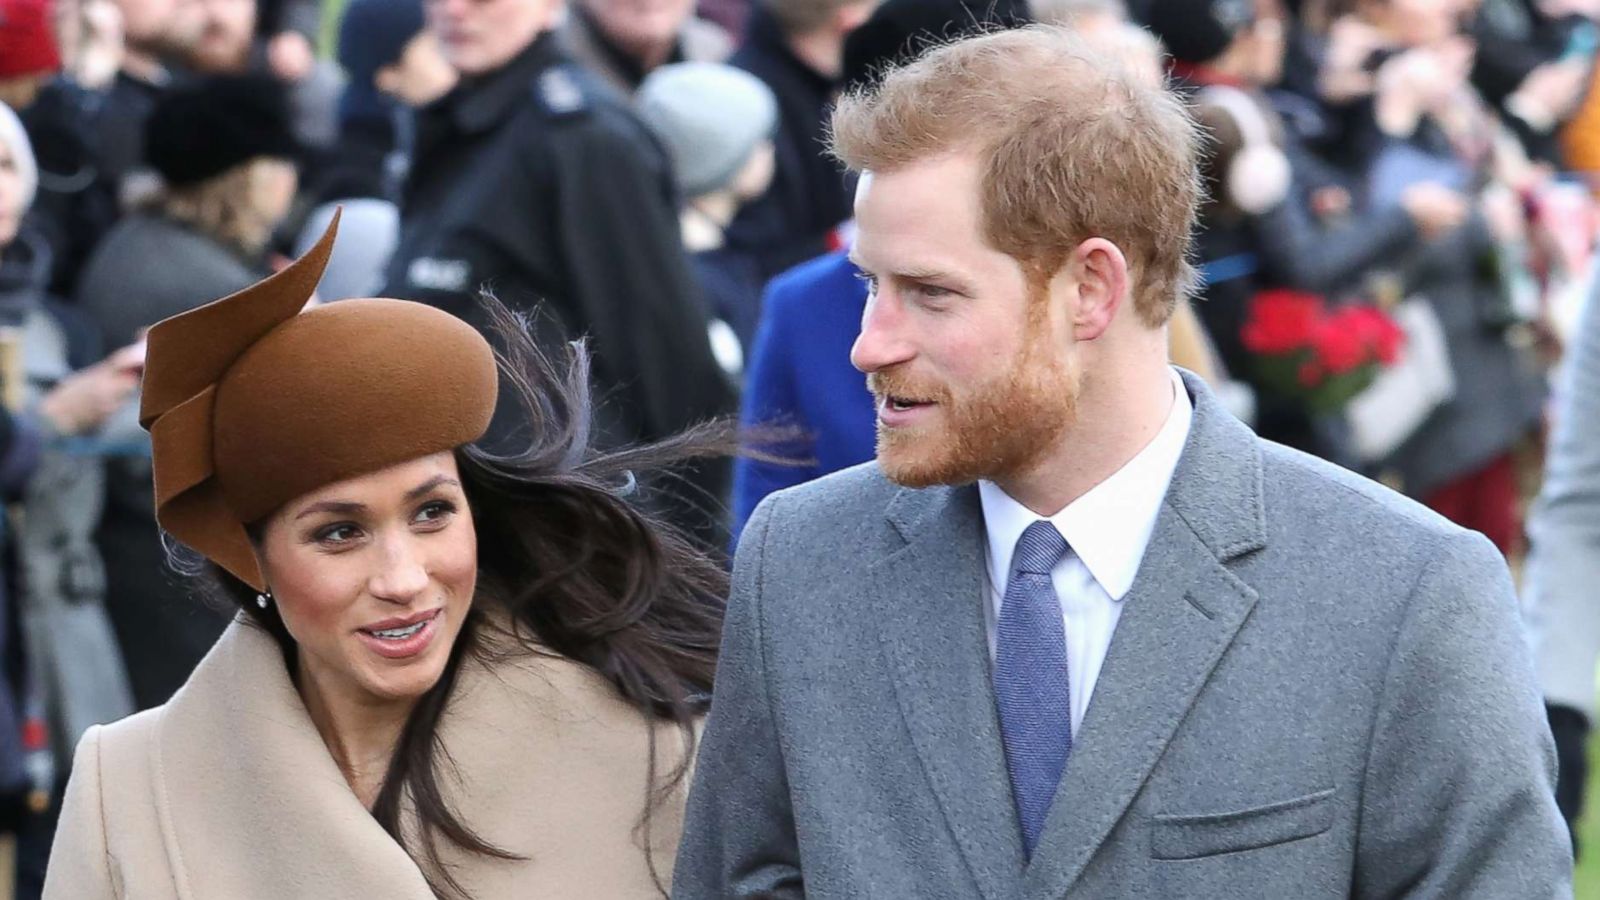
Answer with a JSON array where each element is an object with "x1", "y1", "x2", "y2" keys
[{"x1": 42, "y1": 616, "x2": 693, "y2": 898}]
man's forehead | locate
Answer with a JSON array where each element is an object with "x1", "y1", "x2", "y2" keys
[{"x1": 853, "y1": 167, "x2": 992, "y2": 265}]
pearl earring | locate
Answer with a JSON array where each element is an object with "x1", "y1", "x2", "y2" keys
[{"x1": 257, "y1": 591, "x2": 272, "y2": 609}]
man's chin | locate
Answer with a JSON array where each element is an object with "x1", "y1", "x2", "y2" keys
[{"x1": 876, "y1": 441, "x2": 974, "y2": 489}]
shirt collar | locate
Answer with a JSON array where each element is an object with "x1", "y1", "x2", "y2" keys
[{"x1": 979, "y1": 368, "x2": 1194, "y2": 602}]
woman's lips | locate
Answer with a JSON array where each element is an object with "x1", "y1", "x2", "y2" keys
[{"x1": 356, "y1": 609, "x2": 442, "y2": 661}]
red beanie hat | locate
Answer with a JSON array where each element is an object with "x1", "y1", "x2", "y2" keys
[{"x1": 0, "y1": 0, "x2": 62, "y2": 80}]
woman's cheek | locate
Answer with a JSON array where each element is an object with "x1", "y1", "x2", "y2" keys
[{"x1": 272, "y1": 551, "x2": 361, "y2": 641}]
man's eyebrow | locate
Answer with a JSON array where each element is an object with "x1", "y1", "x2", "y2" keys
[{"x1": 895, "y1": 266, "x2": 955, "y2": 281}]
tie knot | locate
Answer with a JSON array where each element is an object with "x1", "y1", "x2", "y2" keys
[{"x1": 1012, "y1": 520, "x2": 1068, "y2": 577}]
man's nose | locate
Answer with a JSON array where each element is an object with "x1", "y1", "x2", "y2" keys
[{"x1": 851, "y1": 294, "x2": 916, "y2": 374}]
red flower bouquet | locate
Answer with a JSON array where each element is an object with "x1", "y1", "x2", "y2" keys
[{"x1": 1240, "y1": 289, "x2": 1405, "y2": 414}]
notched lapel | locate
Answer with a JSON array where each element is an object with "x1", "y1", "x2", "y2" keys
[
  {"x1": 1022, "y1": 513, "x2": 1260, "y2": 899},
  {"x1": 1022, "y1": 372, "x2": 1270, "y2": 900},
  {"x1": 871, "y1": 484, "x2": 1026, "y2": 900}
]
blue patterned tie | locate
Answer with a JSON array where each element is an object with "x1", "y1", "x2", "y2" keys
[{"x1": 994, "y1": 520, "x2": 1073, "y2": 858}]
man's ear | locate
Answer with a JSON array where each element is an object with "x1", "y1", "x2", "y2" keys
[{"x1": 1065, "y1": 238, "x2": 1129, "y2": 342}]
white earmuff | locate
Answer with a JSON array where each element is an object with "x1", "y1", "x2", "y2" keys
[{"x1": 1199, "y1": 86, "x2": 1292, "y2": 215}]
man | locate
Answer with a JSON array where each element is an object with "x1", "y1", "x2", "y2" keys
[
  {"x1": 97, "y1": 0, "x2": 201, "y2": 184},
  {"x1": 562, "y1": 0, "x2": 731, "y2": 97},
  {"x1": 724, "y1": 0, "x2": 877, "y2": 283},
  {"x1": 14, "y1": 0, "x2": 197, "y2": 292},
  {"x1": 729, "y1": 0, "x2": 1030, "y2": 538},
  {"x1": 384, "y1": 0, "x2": 734, "y2": 541},
  {"x1": 185, "y1": 0, "x2": 341, "y2": 147},
  {"x1": 675, "y1": 27, "x2": 1570, "y2": 898}
]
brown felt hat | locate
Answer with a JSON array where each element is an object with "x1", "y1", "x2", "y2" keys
[{"x1": 139, "y1": 212, "x2": 499, "y2": 591}]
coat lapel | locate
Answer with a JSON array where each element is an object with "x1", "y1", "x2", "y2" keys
[
  {"x1": 870, "y1": 484, "x2": 1026, "y2": 900},
  {"x1": 1023, "y1": 372, "x2": 1268, "y2": 900},
  {"x1": 152, "y1": 619, "x2": 437, "y2": 899}
]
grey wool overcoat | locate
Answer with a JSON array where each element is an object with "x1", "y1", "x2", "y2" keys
[{"x1": 674, "y1": 369, "x2": 1571, "y2": 900}]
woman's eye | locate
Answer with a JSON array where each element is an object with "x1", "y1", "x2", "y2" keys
[
  {"x1": 414, "y1": 500, "x2": 457, "y2": 526},
  {"x1": 315, "y1": 523, "x2": 361, "y2": 545}
]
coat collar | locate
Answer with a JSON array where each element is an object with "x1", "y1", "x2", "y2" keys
[
  {"x1": 147, "y1": 614, "x2": 679, "y2": 898},
  {"x1": 876, "y1": 370, "x2": 1267, "y2": 899},
  {"x1": 152, "y1": 618, "x2": 435, "y2": 898},
  {"x1": 433, "y1": 31, "x2": 566, "y2": 136}
]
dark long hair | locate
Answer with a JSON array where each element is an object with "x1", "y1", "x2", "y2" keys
[{"x1": 190, "y1": 296, "x2": 731, "y2": 898}]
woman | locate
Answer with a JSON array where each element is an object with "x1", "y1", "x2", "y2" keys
[
  {"x1": 2, "y1": 96, "x2": 142, "y2": 776},
  {"x1": 1327, "y1": 0, "x2": 1546, "y2": 555},
  {"x1": 4, "y1": 98, "x2": 144, "y2": 891},
  {"x1": 42, "y1": 215, "x2": 725, "y2": 898},
  {"x1": 74, "y1": 72, "x2": 301, "y2": 710}
]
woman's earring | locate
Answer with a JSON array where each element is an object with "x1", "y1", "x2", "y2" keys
[{"x1": 257, "y1": 591, "x2": 272, "y2": 609}]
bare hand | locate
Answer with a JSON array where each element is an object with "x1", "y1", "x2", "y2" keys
[
  {"x1": 1318, "y1": 17, "x2": 1391, "y2": 102},
  {"x1": 76, "y1": 0, "x2": 125, "y2": 88},
  {"x1": 1479, "y1": 184, "x2": 1527, "y2": 244},
  {"x1": 1310, "y1": 185, "x2": 1353, "y2": 219},
  {"x1": 38, "y1": 356, "x2": 141, "y2": 436},
  {"x1": 1512, "y1": 59, "x2": 1591, "y2": 125},
  {"x1": 1401, "y1": 183, "x2": 1470, "y2": 239},
  {"x1": 1539, "y1": 0, "x2": 1600, "y2": 19},
  {"x1": 267, "y1": 32, "x2": 315, "y2": 83}
]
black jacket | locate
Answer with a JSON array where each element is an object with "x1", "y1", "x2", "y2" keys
[
  {"x1": 727, "y1": 7, "x2": 853, "y2": 283},
  {"x1": 383, "y1": 34, "x2": 735, "y2": 539},
  {"x1": 1188, "y1": 86, "x2": 1423, "y2": 465}
]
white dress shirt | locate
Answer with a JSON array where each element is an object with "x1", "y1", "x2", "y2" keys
[{"x1": 979, "y1": 368, "x2": 1194, "y2": 737}]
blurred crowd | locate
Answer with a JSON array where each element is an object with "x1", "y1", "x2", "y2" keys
[{"x1": 0, "y1": 0, "x2": 1598, "y2": 891}]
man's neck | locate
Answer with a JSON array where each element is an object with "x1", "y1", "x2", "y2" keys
[
  {"x1": 582, "y1": 7, "x2": 678, "y2": 80},
  {"x1": 787, "y1": 28, "x2": 846, "y2": 80},
  {"x1": 636, "y1": 38, "x2": 678, "y2": 74},
  {"x1": 994, "y1": 356, "x2": 1176, "y2": 517}
]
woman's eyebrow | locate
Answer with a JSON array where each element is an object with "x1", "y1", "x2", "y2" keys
[
  {"x1": 294, "y1": 500, "x2": 365, "y2": 522},
  {"x1": 293, "y1": 477, "x2": 461, "y2": 521},
  {"x1": 405, "y1": 476, "x2": 460, "y2": 501}
]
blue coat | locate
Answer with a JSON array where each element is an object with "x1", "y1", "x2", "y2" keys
[{"x1": 732, "y1": 250, "x2": 874, "y2": 538}]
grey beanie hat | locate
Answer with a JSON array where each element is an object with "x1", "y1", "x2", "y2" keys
[
  {"x1": 637, "y1": 62, "x2": 778, "y2": 199},
  {"x1": 0, "y1": 102, "x2": 38, "y2": 214}
]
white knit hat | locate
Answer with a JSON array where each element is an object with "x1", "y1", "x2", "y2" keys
[
  {"x1": 637, "y1": 62, "x2": 778, "y2": 199},
  {"x1": 0, "y1": 103, "x2": 38, "y2": 215}
]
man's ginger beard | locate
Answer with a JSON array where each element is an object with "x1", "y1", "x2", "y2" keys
[{"x1": 868, "y1": 305, "x2": 1080, "y2": 488}]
